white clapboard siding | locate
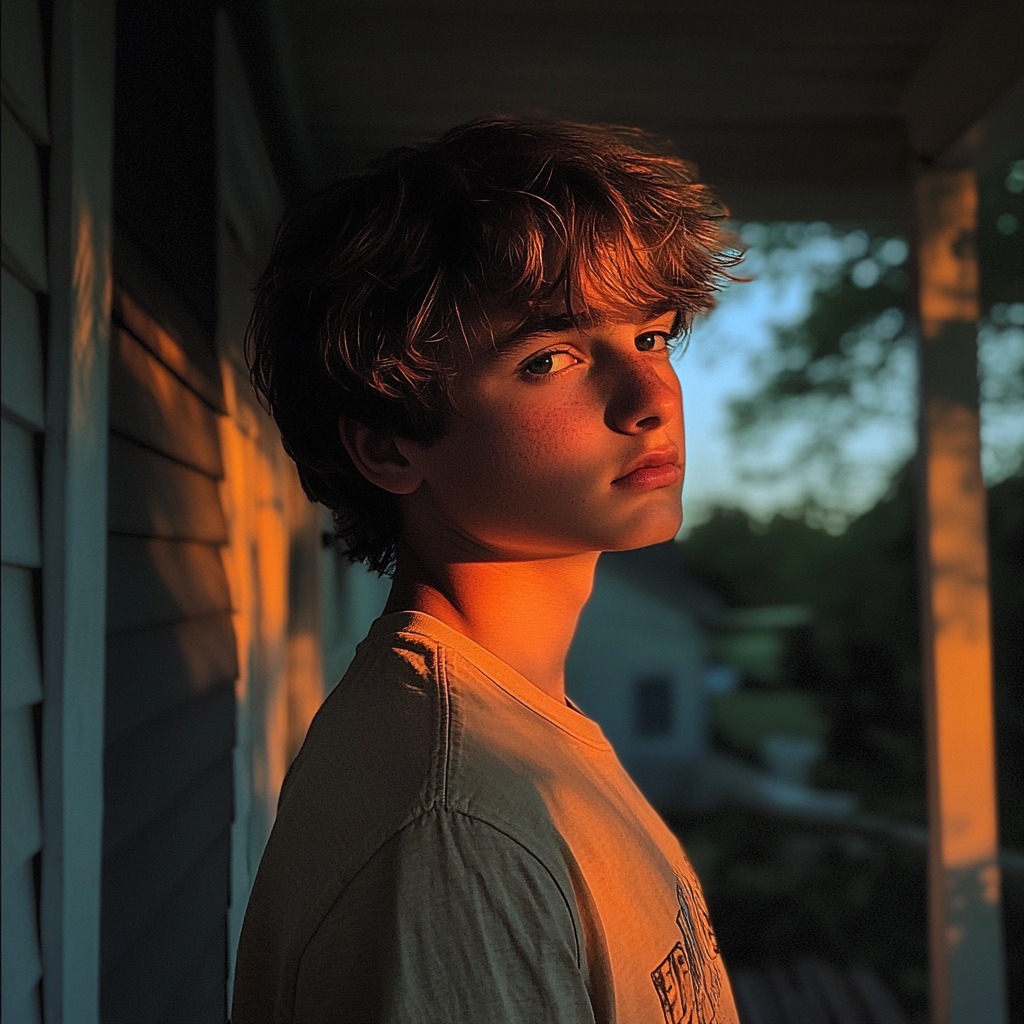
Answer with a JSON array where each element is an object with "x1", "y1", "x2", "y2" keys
[
  {"x1": 217, "y1": 23, "x2": 294, "y2": 1010},
  {"x1": 3, "y1": 4, "x2": 48, "y2": 1022},
  {"x1": 104, "y1": 612, "x2": 237, "y2": 745},
  {"x1": 1, "y1": 705, "x2": 43, "y2": 868},
  {"x1": 103, "y1": 273, "x2": 236, "y2": 1021},
  {"x1": 1, "y1": 706, "x2": 44, "y2": 1023},
  {"x1": 106, "y1": 536, "x2": 232, "y2": 633},
  {"x1": 1, "y1": 267, "x2": 45, "y2": 430},
  {"x1": 108, "y1": 434, "x2": 228, "y2": 543},
  {"x1": 0, "y1": 977, "x2": 41, "y2": 1024},
  {"x1": 101, "y1": 831, "x2": 230, "y2": 1024},
  {"x1": 117, "y1": 291, "x2": 225, "y2": 412},
  {"x1": 1, "y1": 416, "x2": 42, "y2": 567},
  {"x1": 0, "y1": 103, "x2": 48, "y2": 292},
  {"x1": 0, "y1": 0, "x2": 49, "y2": 144},
  {"x1": 102, "y1": 754, "x2": 232, "y2": 967},
  {"x1": 110, "y1": 329, "x2": 224, "y2": 478},
  {"x1": 0, "y1": 856, "x2": 43, "y2": 1024},
  {"x1": 159, "y1": 922, "x2": 227, "y2": 1024},
  {"x1": 102, "y1": 682, "x2": 235, "y2": 856},
  {"x1": 1, "y1": 565, "x2": 43, "y2": 710}
]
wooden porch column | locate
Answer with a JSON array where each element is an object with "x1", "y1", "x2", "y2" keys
[{"x1": 913, "y1": 167, "x2": 1007, "y2": 1024}]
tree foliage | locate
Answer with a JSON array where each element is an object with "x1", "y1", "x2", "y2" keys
[{"x1": 722, "y1": 141, "x2": 1023, "y2": 525}]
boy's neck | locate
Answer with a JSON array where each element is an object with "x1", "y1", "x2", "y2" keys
[{"x1": 384, "y1": 546, "x2": 600, "y2": 704}]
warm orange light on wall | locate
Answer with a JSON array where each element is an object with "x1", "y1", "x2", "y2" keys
[{"x1": 218, "y1": 353, "x2": 324, "y2": 833}]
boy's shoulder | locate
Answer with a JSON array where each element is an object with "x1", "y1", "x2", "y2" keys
[
  {"x1": 268, "y1": 613, "x2": 569, "y2": 892},
  {"x1": 233, "y1": 616, "x2": 590, "y2": 1021}
]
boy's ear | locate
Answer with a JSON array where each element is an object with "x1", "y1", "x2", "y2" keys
[{"x1": 339, "y1": 416, "x2": 424, "y2": 495}]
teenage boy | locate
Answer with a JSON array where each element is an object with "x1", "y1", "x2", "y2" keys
[{"x1": 232, "y1": 117, "x2": 740, "y2": 1024}]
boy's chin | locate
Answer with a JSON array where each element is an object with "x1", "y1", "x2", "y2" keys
[{"x1": 604, "y1": 507, "x2": 683, "y2": 552}]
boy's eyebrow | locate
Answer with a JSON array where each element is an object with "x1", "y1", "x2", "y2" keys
[
  {"x1": 490, "y1": 308, "x2": 680, "y2": 356},
  {"x1": 491, "y1": 312, "x2": 600, "y2": 355}
]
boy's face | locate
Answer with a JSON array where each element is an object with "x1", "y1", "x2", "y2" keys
[{"x1": 397, "y1": 305, "x2": 685, "y2": 560}]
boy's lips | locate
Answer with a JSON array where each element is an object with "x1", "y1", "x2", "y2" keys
[{"x1": 611, "y1": 447, "x2": 682, "y2": 491}]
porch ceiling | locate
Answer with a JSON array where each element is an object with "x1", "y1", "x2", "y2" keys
[{"x1": 241, "y1": 0, "x2": 1024, "y2": 222}]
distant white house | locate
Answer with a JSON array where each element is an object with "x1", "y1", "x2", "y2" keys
[
  {"x1": 566, "y1": 542, "x2": 850, "y2": 822},
  {"x1": 567, "y1": 543, "x2": 722, "y2": 811}
]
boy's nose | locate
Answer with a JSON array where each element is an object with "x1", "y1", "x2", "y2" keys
[{"x1": 604, "y1": 359, "x2": 680, "y2": 434}]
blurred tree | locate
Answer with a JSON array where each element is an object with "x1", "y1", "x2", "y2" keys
[
  {"x1": 679, "y1": 472, "x2": 1022, "y2": 1021},
  {"x1": 976, "y1": 149, "x2": 1024, "y2": 485},
  {"x1": 723, "y1": 143, "x2": 1023, "y2": 522},
  {"x1": 681, "y1": 468, "x2": 924, "y2": 821},
  {"x1": 721, "y1": 222, "x2": 918, "y2": 531}
]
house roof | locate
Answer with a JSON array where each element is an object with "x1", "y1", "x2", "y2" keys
[
  {"x1": 600, "y1": 542, "x2": 725, "y2": 623},
  {"x1": 601, "y1": 543, "x2": 812, "y2": 630}
]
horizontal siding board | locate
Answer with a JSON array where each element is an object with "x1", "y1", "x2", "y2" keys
[
  {"x1": 0, "y1": 978, "x2": 41, "y2": 1024},
  {"x1": 109, "y1": 329, "x2": 223, "y2": 478},
  {"x1": 105, "y1": 611, "x2": 237, "y2": 743},
  {"x1": 106, "y1": 535, "x2": 231, "y2": 633},
  {"x1": 847, "y1": 965, "x2": 909, "y2": 1022},
  {"x1": 1, "y1": 267, "x2": 45, "y2": 430},
  {"x1": 0, "y1": 854, "x2": 43, "y2": 1010},
  {"x1": 112, "y1": 242, "x2": 224, "y2": 409},
  {"x1": 1, "y1": 706, "x2": 42, "y2": 868},
  {"x1": 103, "y1": 681, "x2": 235, "y2": 855},
  {"x1": 102, "y1": 754, "x2": 232, "y2": 967},
  {"x1": 1, "y1": 103, "x2": 47, "y2": 291},
  {"x1": 116, "y1": 290, "x2": 225, "y2": 412},
  {"x1": 158, "y1": 922, "x2": 227, "y2": 1024},
  {"x1": 2, "y1": 565, "x2": 42, "y2": 710},
  {"x1": 0, "y1": 0, "x2": 49, "y2": 144},
  {"x1": 101, "y1": 831, "x2": 230, "y2": 1024},
  {"x1": 108, "y1": 434, "x2": 228, "y2": 543},
  {"x1": 1, "y1": 416, "x2": 41, "y2": 568}
]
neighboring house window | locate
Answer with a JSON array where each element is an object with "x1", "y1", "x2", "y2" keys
[{"x1": 635, "y1": 675, "x2": 673, "y2": 736}]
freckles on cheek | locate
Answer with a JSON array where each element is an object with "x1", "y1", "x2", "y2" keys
[
  {"x1": 498, "y1": 406, "x2": 608, "y2": 521},
  {"x1": 499, "y1": 396, "x2": 593, "y2": 473}
]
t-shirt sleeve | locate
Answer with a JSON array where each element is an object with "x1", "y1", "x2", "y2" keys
[{"x1": 293, "y1": 807, "x2": 596, "y2": 1024}]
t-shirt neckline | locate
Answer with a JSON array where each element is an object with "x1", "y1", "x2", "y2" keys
[{"x1": 369, "y1": 611, "x2": 611, "y2": 750}]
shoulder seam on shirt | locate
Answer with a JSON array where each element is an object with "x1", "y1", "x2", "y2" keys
[
  {"x1": 290, "y1": 808, "x2": 438, "y2": 1017},
  {"x1": 294, "y1": 804, "x2": 584, "y2": 1016},
  {"x1": 438, "y1": 641, "x2": 452, "y2": 809},
  {"x1": 444, "y1": 806, "x2": 583, "y2": 970}
]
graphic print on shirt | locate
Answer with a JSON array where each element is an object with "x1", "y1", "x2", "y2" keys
[{"x1": 650, "y1": 873, "x2": 722, "y2": 1024}]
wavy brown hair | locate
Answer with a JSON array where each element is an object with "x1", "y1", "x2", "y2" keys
[{"x1": 247, "y1": 116, "x2": 739, "y2": 574}]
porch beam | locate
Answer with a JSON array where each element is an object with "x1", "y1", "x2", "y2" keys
[{"x1": 899, "y1": 0, "x2": 1024, "y2": 159}]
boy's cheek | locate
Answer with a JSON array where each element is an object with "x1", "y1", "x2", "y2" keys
[{"x1": 451, "y1": 399, "x2": 602, "y2": 477}]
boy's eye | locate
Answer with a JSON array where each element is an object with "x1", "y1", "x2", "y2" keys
[
  {"x1": 522, "y1": 351, "x2": 577, "y2": 376},
  {"x1": 635, "y1": 331, "x2": 670, "y2": 352}
]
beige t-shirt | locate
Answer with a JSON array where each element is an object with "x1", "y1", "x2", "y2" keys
[{"x1": 232, "y1": 612, "x2": 738, "y2": 1024}]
